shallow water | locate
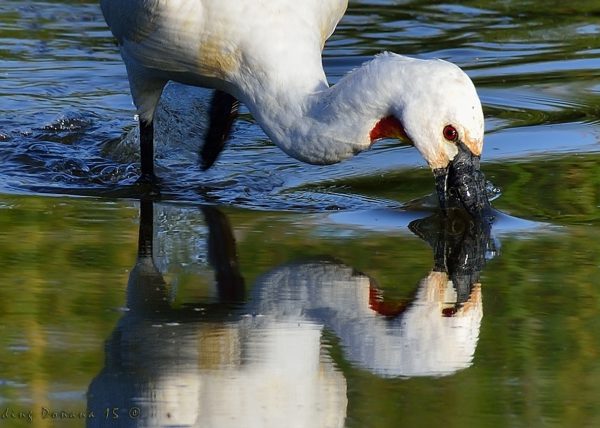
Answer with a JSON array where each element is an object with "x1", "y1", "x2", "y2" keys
[{"x1": 2, "y1": 0, "x2": 600, "y2": 427}]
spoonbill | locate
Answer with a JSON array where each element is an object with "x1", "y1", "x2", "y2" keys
[{"x1": 101, "y1": 0, "x2": 491, "y2": 217}]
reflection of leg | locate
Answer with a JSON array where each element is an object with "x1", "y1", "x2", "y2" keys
[
  {"x1": 127, "y1": 199, "x2": 169, "y2": 313},
  {"x1": 202, "y1": 206, "x2": 245, "y2": 302},
  {"x1": 138, "y1": 198, "x2": 154, "y2": 257},
  {"x1": 201, "y1": 90, "x2": 239, "y2": 170}
]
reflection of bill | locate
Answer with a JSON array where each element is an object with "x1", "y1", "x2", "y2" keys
[{"x1": 87, "y1": 203, "x2": 491, "y2": 427}]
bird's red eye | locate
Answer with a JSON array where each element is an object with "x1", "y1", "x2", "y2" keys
[{"x1": 443, "y1": 125, "x2": 458, "y2": 142}]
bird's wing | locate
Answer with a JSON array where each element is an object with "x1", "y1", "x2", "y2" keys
[{"x1": 101, "y1": 0, "x2": 348, "y2": 78}]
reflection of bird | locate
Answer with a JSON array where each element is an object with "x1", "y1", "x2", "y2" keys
[
  {"x1": 87, "y1": 202, "x2": 346, "y2": 428},
  {"x1": 101, "y1": 0, "x2": 490, "y2": 217},
  {"x1": 87, "y1": 203, "x2": 491, "y2": 427}
]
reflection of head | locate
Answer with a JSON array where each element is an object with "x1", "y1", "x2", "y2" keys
[
  {"x1": 252, "y1": 260, "x2": 482, "y2": 378},
  {"x1": 365, "y1": 271, "x2": 482, "y2": 377}
]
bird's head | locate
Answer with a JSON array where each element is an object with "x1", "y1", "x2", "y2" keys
[{"x1": 370, "y1": 55, "x2": 490, "y2": 219}]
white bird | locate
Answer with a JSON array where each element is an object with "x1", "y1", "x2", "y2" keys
[{"x1": 101, "y1": 0, "x2": 491, "y2": 217}]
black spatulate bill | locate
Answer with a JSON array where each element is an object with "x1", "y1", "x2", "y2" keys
[{"x1": 434, "y1": 141, "x2": 492, "y2": 220}]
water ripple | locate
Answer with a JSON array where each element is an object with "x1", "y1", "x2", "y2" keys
[{"x1": 2, "y1": 0, "x2": 600, "y2": 213}]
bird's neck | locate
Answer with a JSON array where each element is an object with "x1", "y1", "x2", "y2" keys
[{"x1": 232, "y1": 56, "x2": 402, "y2": 165}]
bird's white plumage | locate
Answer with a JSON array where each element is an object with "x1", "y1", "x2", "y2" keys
[{"x1": 101, "y1": 0, "x2": 484, "y2": 170}]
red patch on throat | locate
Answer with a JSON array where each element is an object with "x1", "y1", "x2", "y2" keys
[
  {"x1": 369, "y1": 283, "x2": 408, "y2": 318},
  {"x1": 369, "y1": 116, "x2": 407, "y2": 144}
]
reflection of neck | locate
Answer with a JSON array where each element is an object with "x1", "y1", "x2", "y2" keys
[{"x1": 250, "y1": 259, "x2": 483, "y2": 377}]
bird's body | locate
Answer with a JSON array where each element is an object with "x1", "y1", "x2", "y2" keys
[
  {"x1": 101, "y1": 0, "x2": 344, "y2": 120},
  {"x1": 101, "y1": 0, "x2": 492, "y2": 217}
]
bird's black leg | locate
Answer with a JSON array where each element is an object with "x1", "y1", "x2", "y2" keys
[
  {"x1": 138, "y1": 119, "x2": 156, "y2": 183},
  {"x1": 200, "y1": 90, "x2": 240, "y2": 170}
]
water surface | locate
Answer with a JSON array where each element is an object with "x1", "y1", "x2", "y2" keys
[{"x1": 2, "y1": 1, "x2": 600, "y2": 427}]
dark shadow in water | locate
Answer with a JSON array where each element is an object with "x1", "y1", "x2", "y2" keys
[{"x1": 86, "y1": 203, "x2": 494, "y2": 427}]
